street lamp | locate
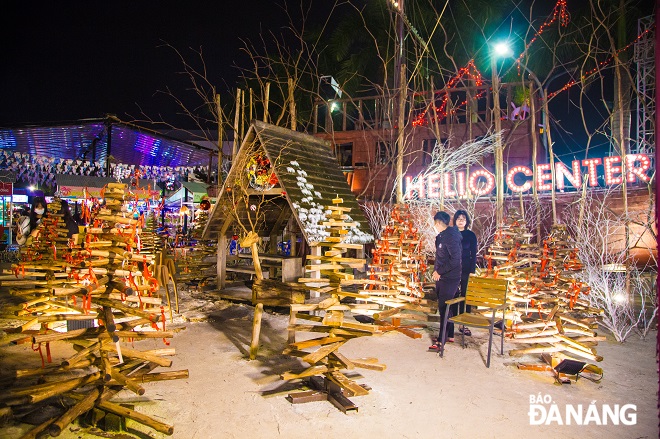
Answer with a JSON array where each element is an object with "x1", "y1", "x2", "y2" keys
[
  {"x1": 490, "y1": 40, "x2": 557, "y2": 225},
  {"x1": 490, "y1": 42, "x2": 507, "y2": 228}
]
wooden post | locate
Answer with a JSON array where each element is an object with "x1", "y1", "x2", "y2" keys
[
  {"x1": 395, "y1": 64, "x2": 406, "y2": 203},
  {"x1": 218, "y1": 235, "x2": 227, "y2": 289},
  {"x1": 529, "y1": 82, "x2": 541, "y2": 243},
  {"x1": 249, "y1": 88, "x2": 253, "y2": 123},
  {"x1": 263, "y1": 82, "x2": 271, "y2": 123},
  {"x1": 215, "y1": 93, "x2": 223, "y2": 187},
  {"x1": 543, "y1": 88, "x2": 557, "y2": 224},
  {"x1": 288, "y1": 77, "x2": 297, "y2": 131},
  {"x1": 233, "y1": 89, "x2": 242, "y2": 159},
  {"x1": 249, "y1": 303, "x2": 264, "y2": 360},
  {"x1": 491, "y1": 56, "x2": 504, "y2": 228}
]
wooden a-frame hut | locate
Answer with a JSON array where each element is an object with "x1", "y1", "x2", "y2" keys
[{"x1": 202, "y1": 120, "x2": 373, "y2": 289}]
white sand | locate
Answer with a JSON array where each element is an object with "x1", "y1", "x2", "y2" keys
[{"x1": 1, "y1": 288, "x2": 657, "y2": 439}]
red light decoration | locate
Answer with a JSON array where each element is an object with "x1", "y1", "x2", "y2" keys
[
  {"x1": 412, "y1": 60, "x2": 485, "y2": 127},
  {"x1": 548, "y1": 28, "x2": 653, "y2": 99},
  {"x1": 517, "y1": 0, "x2": 569, "y2": 71}
]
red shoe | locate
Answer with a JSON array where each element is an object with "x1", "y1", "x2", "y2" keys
[{"x1": 428, "y1": 343, "x2": 439, "y2": 351}]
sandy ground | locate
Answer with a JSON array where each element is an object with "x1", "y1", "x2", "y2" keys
[{"x1": 1, "y1": 286, "x2": 658, "y2": 439}]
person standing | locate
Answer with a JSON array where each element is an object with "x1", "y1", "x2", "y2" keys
[
  {"x1": 16, "y1": 197, "x2": 47, "y2": 246},
  {"x1": 453, "y1": 209, "x2": 478, "y2": 336},
  {"x1": 429, "y1": 211, "x2": 462, "y2": 351}
]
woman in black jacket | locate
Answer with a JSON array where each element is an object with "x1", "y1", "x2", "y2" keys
[{"x1": 453, "y1": 209, "x2": 478, "y2": 336}]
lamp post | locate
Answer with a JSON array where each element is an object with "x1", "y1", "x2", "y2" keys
[
  {"x1": 491, "y1": 43, "x2": 509, "y2": 228},
  {"x1": 491, "y1": 41, "x2": 557, "y2": 225}
]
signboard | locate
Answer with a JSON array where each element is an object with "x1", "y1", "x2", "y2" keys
[
  {"x1": 0, "y1": 182, "x2": 12, "y2": 196},
  {"x1": 405, "y1": 153, "x2": 652, "y2": 199}
]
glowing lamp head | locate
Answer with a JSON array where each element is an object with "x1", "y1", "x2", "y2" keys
[{"x1": 493, "y1": 42, "x2": 513, "y2": 58}]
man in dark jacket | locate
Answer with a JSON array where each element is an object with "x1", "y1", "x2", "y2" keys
[{"x1": 430, "y1": 211, "x2": 462, "y2": 351}]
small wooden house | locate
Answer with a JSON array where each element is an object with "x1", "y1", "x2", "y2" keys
[{"x1": 202, "y1": 120, "x2": 373, "y2": 289}]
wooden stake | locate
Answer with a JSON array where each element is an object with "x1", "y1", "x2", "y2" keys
[{"x1": 249, "y1": 303, "x2": 264, "y2": 360}]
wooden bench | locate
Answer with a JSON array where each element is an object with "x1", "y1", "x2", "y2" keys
[
  {"x1": 237, "y1": 254, "x2": 302, "y2": 282},
  {"x1": 442, "y1": 275, "x2": 509, "y2": 368}
]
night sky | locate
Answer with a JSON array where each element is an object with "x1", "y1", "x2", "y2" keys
[
  {"x1": 0, "y1": 1, "x2": 331, "y2": 126},
  {"x1": 0, "y1": 0, "x2": 654, "y2": 162}
]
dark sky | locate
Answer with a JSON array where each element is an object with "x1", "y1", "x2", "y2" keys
[{"x1": 0, "y1": 1, "x2": 331, "y2": 126}]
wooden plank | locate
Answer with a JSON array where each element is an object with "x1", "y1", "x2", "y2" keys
[
  {"x1": 289, "y1": 336, "x2": 346, "y2": 350},
  {"x1": 302, "y1": 341, "x2": 345, "y2": 364}
]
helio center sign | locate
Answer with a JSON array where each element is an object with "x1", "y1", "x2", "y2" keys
[{"x1": 404, "y1": 153, "x2": 652, "y2": 199}]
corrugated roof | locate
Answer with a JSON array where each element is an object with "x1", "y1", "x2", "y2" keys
[
  {"x1": 203, "y1": 121, "x2": 373, "y2": 245},
  {"x1": 0, "y1": 117, "x2": 217, "y2": 168}
]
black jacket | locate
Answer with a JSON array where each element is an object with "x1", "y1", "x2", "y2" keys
[
  {"x1": 434, "y1": 226, "x2": 462, "y2": 280},
  {"x1": 460, "y1": 229, "x2": 478, "y2": 275}
]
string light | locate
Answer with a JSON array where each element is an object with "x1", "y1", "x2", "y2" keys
[
  {"x1": 582, "y1": 158, "x2": 601, "y2": 187},
  {"x1": 506, "y1": 165, "x2": 533, "y2": 192},
  {"x1": 516, "y1": 0, "x2": 569, "y2": 71},
  {"x1": 412, "y1": 60, "x2": 485, "y2": 127},
  {"x1": 548, "y1": 28, "x2": 653, "y2": 99}
]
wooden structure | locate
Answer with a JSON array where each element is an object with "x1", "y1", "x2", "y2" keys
[
  {"x1": 444, "y1": 276, "x2": 509, "y2": 367},
  {"x1": 202, "y1": 121, "x2": 373, "y2": 301},
  {"x1": 284, "y1": 198, "x2": 384, "y2": 412},
  {"x1": 482, "y1": 210, "x2": 605, "y2": 379},
  {"x1": 0, "y1": 188, "x2": 186, "y2": 436}
]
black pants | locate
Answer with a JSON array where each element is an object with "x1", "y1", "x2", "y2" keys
[
  {"x1": 436, "y1": 277, "x2": 461, "y2": 341},
  {"x1": 450, "y1": 272, "x2": 472, "y2": 318}
]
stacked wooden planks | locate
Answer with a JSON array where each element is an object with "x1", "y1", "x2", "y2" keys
[
  {"x1": 284, "y1": 198, "x2": 385, "y2": 402},
  {"x1": 482, "y1": 210, "x2": 604, "y2": 376},
  {"x1": 353, "y1": 204, "x2": 435, "y2": 336},
  {"x1": 0, "y1": 186, "x2": 186, "y2": 436}
]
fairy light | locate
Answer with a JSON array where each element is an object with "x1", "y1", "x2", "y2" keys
[
  {"x1": 548, "y1": 28, "x2": 653, "y2": 99},
  {"x1": 516, "y1": 0, "x2": 569, "y2": 70},
  {"x1": 536, "y1": 163, "x2": 553, "y2": 191},
  {"x1": 604, "y1": 156, "x2": 623, "y2": 185},
  {"x1": 412, "y1": 60, "x2": 485, "y2": 127},
  {"x1": 626, "y1": 154, "x2": 651, "y2": 183},
  {"x1": 506, "y1": 165, "x2": 533, "y2": 192},
  {"x1": 468, "y1": 169, "x2": 495, "y2": 196},
  {"x1": 582, "y1": 158, "x2": 601, "y2": 187},
  {"x1": 555, "y1": 160, "x2": 582, "y2": 190}
]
